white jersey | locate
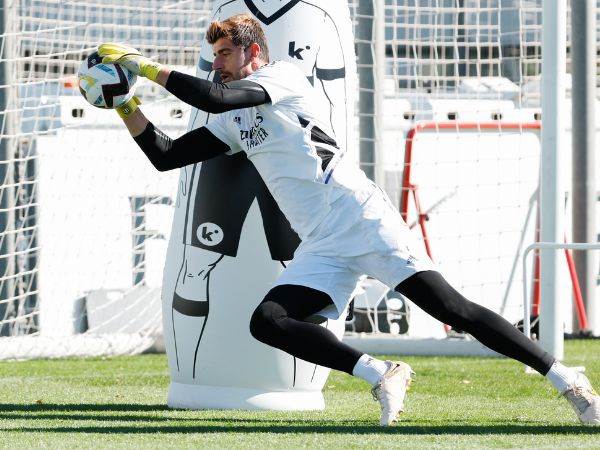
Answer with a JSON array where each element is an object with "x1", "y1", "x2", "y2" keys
[
  {"x1": 205, "y1": 61, "x2": 373, "y2": 245},
  {"x1": 182, "y1": 0, "x2": 357, "y2": 253}
]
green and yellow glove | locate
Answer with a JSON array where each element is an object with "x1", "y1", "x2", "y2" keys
[
  {"x1": 98, "y1": 43, "x2": 162, "y2": 82},
  {"x1": 116, "y1": 96, "x2": 141, "y2": 119}
]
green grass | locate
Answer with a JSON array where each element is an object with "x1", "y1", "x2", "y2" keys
[{"x1": 1, "y1": 340, "x2": 600, "y2": 449}]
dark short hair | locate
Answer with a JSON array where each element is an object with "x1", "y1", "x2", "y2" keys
[{"x1": 206, "y1": 13, "x2": 269, "y2": 62}]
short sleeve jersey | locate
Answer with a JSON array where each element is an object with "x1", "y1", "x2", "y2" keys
[{"x1": 205, "y1": 61, "x2": 372, "y2": 241}]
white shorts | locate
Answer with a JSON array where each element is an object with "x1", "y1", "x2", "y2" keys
[{"x1": 273, "y1": 186, "x2": 436, "y2": 319}]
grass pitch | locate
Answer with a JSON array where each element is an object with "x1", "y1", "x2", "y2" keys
[{"x1": 1, "y1": 340, "x2": 599, "y2": 449}]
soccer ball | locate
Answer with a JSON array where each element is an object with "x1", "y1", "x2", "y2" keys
[{"x1": 77, "y1": 52, "x2": 136, "y2": 109}]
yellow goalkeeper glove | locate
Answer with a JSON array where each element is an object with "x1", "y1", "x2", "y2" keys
[
  {"x1": 98, "y1": 43, "x2": 162, "y2": 82},
  {"x1": 116, "y1": 96, "x2": 141, "y2": 119}
]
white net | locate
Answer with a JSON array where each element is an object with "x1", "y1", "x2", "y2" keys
[
  {"x1": 0, "y1": 1, "x2": 595, "y2": 358},
  {"x1": 344, "y1": 0, "x2": 599, "y2": 347},
  {"x1": 0, "y1": 0, "x2": 212, "y2": 359}
]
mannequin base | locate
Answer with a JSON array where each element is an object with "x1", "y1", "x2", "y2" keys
[{"x1": 167, "y1": 382, "x2": 326, "y2": 411}]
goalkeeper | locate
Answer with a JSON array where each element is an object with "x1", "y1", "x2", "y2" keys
[{"x1": 98, "y1": 14, "x2": 599, "y2": 426}]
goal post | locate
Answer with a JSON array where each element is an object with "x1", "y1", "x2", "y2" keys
[
  {"x1": 0, "y1": 1, "x2": 17, "y2": 335},
  {"x1": 539, "y1": 0, "x2": 567, "y2": 359}
]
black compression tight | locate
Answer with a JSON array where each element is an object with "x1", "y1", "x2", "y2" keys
[
  {"x1": 250, "y1": 284, "x2": 363, "y2": 374},
  {"x1": 396, "y1": 271, "x2": 555, "y2": 375},
  {"x1": 249, "y1": 272, "x2": 555, "y2": 377}
]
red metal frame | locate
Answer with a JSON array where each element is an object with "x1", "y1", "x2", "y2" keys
[
  {"x1": 400, "y1": 121, "x2": 588, "y2": 331},
  {"x1": 401, "y1": 122, "x2": 544, "y2": 222}
]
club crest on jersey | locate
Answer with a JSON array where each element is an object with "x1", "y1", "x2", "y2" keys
[{"x1": 237, "y1": 113, "x2": 269, "y2": 151}]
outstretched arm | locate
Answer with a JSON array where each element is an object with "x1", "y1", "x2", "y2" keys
[
  {"x1": 98, "y1": 43, "x2": 270, "y2": 113},
  {"x1": 164, "y1": 71, "x2": 270, "y2": 113},
  {"x1": 118, "y1": 98, "x2": 229, "y2": 172}
]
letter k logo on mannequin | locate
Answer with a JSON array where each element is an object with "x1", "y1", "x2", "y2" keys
[{"x1": 197, "y1": 223, "x2": 224, "y2": 247}]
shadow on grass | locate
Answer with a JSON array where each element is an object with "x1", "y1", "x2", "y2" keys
[
  {"x1": 3, "y1": 423, "x2": 600, "y2": 435},
  {"x1": 1, "y1": 405, "x2": 599, "y2": 435},
  {"x1": 0, "y1": 403, "x2": 170, "y2": 412}
]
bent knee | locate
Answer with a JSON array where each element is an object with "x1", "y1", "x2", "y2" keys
[{"x1": 249, "y1": 301, "x2": 284, "y2": 342}]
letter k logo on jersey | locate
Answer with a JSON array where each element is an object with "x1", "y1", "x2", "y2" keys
[{"x1": 288, "y1": 41, "x2": 310, "y2": 60}]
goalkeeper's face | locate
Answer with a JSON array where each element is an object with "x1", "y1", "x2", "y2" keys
[{"x1": 212, "y1": 37, "x2": 262, "y2": 83}]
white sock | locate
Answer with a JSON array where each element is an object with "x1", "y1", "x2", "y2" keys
[
  {"x1": 546, "y1": 361, "x2": 578, "y2": 393},
  {"x1": 352, "y1": 354, "x2": 390, "y2": 386}
]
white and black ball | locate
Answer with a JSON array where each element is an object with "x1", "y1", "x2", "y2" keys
[{"x1": 77, "y1": 52, "x2": 136, "y2": 109}]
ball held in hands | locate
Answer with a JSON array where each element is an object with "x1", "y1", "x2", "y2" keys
[{"x1": 77, "y1": 51, "x2": 137, "y2": 109}]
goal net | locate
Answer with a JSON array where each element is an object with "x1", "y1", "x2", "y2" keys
[
  {"x1": 0, "y1": 1, "x2": 588, "y2": 359},
  {"x1": 0, "y1": 0, "x2": 213, "y2": 359},
  {"x1": 344, "y1": 0, "x2": 593, "y2": 353}
]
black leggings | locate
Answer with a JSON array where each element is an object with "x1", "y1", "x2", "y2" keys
[
  {"x1": 250, "y1": 284, "x2": 364, "y2": 373},
  {"x1": 396, "y1": 271, "x2": 555, "y2": 374},
  {"x1": 249, "y1": 271, "x2": 555, "y2": 375}
]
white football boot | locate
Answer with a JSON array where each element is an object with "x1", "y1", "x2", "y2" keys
[
  {"x1": 562, "y1": 372, "x2": 600, "y2": 425},
  {"x1": 371, "y1": 361, "x2": 415, "y2": 426}
]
